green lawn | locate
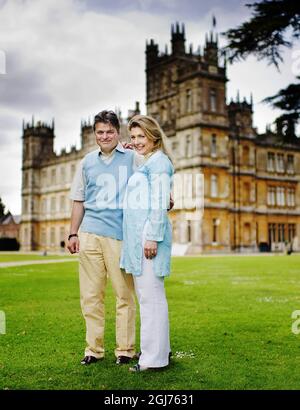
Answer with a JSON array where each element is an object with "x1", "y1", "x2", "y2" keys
[
  {"x1": 0, "y1": 254, "x2": 300, "y2": 390},
  {"x1": 0, "y1": 253, "x2": 76, "y2": 263}
]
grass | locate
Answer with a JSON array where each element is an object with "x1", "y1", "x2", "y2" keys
[
  {"x1": 0, "y1": 254, "x2": 300, "y2": 390},
  {"x1": 0, "y1": 253, "x2": 77, "y2": 263}
]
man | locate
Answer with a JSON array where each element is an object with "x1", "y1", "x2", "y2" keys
[{"x1": 68, "y1": 110, "x2": 142, "y2": 365}]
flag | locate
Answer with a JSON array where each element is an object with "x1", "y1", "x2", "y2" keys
[{"x1": 212, "y1": 15, "x2": 216, "y2": 28}]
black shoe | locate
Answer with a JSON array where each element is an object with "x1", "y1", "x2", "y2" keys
[
  {"x1": 80, "y1": 355, "x2": 100, "y2": 365},
  {"x1": 116, "y1": 355, "x2": 132, "y2": 365}
]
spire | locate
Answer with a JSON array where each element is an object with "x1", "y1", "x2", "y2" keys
[
  {"x1": 31, "y1": 115, "x2": 34, "y2": 127},
  {"x1": 51, "y1": 118, "x2": 55, "y2": 131},
  {"x1": 237, "y1": 90, "x2": 240, "y2": 103},
  {"x1": 250, "y1": 92, "x2": 253, "y2": 106}
]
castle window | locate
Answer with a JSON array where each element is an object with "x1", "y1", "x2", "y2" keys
[
  {"x1": 268, "y1": 223, "x2": 276, "y2": 243},
  {"x1": 172, "y1": 141, "x2": 178, "y2": 157},
  {"x1": 276, "y1": 154, "x2": 285, "y2": 173},
  {"x1": 51, "y1": 169, "x2": 56, "y2": 185},
  {"x1": 211, "y1": 174, "x2": 218, "y2": 198},
  {"x1": 212, "y1": 218, "x2": 218, "y2": 243},
  {"x1": 24, "y1": 199, "x2": 28, "y2": 213},
  {"x1": 242, "y1": 146, "x2": 250, "y2": 165},
  {"x1": 243, "y1": 223, "x2": 251, "y2": 244},
  {"x1": 243, "y1": 182, "x2": 251, "y2": 205},
  {"x1": 287, "y1": 155, "x2": 294, "y2": 174},
  {"x1": 24, "y1": 172, "x2": 29, "y2": 188},
  {"x1": 288, "y1": 224, "x2": 296, "y2": 242},
  {"x1": 41, "y1": 229, "x2": 46, "y2": 246},
  {"x1": 209, "y1": 89, "x2": 217, "y2": 112},
  {"x1": 186, "y1": 89, "x2": 192, "y2": 112},
  {"x1": 50, "y1": 227, "x2": 55, "y2": 246},
  {"x1": 161, "y1": 106, "x2": 167, "y2": 123},
  {"x1": 185, "y1": 135, "x2": 193, "y2": 158},
  {"x1": 42, "y1": 198, "x2": 47, "y2": 214},
  {"x1": 267, "y1": 153, "x2": 275, "y2": 172},
  {"x1": 60, "y1": 195, "x2": 66, "y2": 212},
  {"x1": 187, "y1": 220, "x2": 192, "y2": 242},
  {"x1": 60, "y1": 166, "x2": 66, "y2": 183},
  {"x1": 24, "y1": 227, "x2": 29, "y2": 244},
  {"x1": 287, "y1": 188, "x2": 295, "y2": 207},
  {"x1": 278, "y1": 223, "x2": 285, "y2": 243},
  {"x1": 60, "y1": 227, "x2": 65, "y2": 243},
  {"x1": 41, "y1": 170, "x2": 47, "y2": 185},
  {"x1": 267, "y1": 187, "x2": 276, "y2": 206},
  {"x1": 71, "y1": 164, "x2": 76, "y2": 180},
  {"x1": 276, "y1": 187, "x2": 285, "y2": 206},
  {"x1": 51, "y1": 197, "x2": 56, "y2": 213},
  {"x1": 211, "y1": 135, "x2": 217, "y2": 157}
]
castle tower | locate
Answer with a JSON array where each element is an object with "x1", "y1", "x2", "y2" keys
[
  {"x1": 146, "y1": 39, "x2": 159, "y2": 68},
  {"x1": 227, "y1": 94, "x2": 254, "y2": 136},
  {"x1": 203, "y1": 31, "x2": 219, "y2": 66},
  {"x1": 171, "y1": 22, "x2": 186, "y2": 55},
  {"x1": 20, "y1": 119, "x2": 55, "y2": 250}
]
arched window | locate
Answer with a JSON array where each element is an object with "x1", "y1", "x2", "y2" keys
[{"x1": 211, "y1": 175, "x2": 218, "y2": 198}]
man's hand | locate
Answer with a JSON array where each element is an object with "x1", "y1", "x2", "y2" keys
[
  {"x1": 67, "y1": 237, "x2": 80, "y2": 254},
  {"x1": 168, "y1": 193, "x2": 174, "y2": 211},
  {"x1": 144, "y1": 240, "x2": 158, "y2": 259}
]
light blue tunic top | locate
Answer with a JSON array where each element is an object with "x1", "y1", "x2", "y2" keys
[{"x1": 120, "y1": 150, "x2": 174, "y2": 277}]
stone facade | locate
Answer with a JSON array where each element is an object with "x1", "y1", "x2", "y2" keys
[
  {"x1": 20, "y1": 23, "x2": 300, "y2": 254},
  {"x1": 146, "y1": 23, "x2": 300, "y2": 254}
]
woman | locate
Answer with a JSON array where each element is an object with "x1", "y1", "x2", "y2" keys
[{"x1": 120, "y1": 115, "x2": 174, "y2": 372}]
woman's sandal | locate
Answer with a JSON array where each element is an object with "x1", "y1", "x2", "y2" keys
[{"x1": 129, "y1": 364, "x2": 149, "y2": 372}]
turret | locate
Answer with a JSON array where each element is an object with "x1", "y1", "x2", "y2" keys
[
  {"x1": 22, "y1": 118, "x2": 55, "y2": 167},
  {"x1": 203, "y1": 30, "x2": 218, "y2": 65},
  {"x1": 146, "y1": 39, "x2": 159, "y2": 67},
  {"x1": 171, "y1": 22, "x2": 186, "y2": 55},
  {"x1": 127, "y1": 101, "x2": 141, "y2": 121},
  {"x1": 227, "y1": 94, "x2": 254, "y2": 134}
]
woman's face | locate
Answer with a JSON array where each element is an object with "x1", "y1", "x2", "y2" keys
[{"x1": 130, "y1": 126, "x2": 155, "y2": 156}]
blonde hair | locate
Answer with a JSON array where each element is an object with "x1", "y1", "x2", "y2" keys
[{"x1": 128, "y1": 115, "x2": 172, "y2": 161}]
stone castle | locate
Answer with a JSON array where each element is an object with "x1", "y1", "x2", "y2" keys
[{"x1": 20, "y1": 23, "x2": 300, "y2": 254}]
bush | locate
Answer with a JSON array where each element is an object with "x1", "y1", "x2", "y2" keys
[
  {"x1": 0, "y1": 237, "x2": 20, "y2": 251},
  {"x1": 258, "y1": 242, "x2": 270, "y2": 252}
]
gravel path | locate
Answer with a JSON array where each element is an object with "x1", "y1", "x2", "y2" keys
[{"x1": 0, "y1": 259, "x2": 78, "y2": 268}]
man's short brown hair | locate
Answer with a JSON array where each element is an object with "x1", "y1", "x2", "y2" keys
[{"x1": 93, "y1": 110, "x2": 120, "y2": 133}]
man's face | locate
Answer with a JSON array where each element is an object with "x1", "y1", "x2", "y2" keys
[{"x1": 94, "y1": 122, "x2": 119, "y2": 153}]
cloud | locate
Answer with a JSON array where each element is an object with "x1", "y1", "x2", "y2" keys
[
  {"x1": 0, "y1": 0, "x2": 297, "y2": 214},
  {"x1": 81, "y1": 0, "x2": 250, "y2": 20}
]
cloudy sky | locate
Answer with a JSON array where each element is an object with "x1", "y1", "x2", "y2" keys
[{"x1": 0, "y1": 0, "x2": 298, "y2": 214}]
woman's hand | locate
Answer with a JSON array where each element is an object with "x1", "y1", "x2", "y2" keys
[
  {"x1": 144, "y1": 240, "x2": 158, "y2": 259},
  {"x1": 122, "y1": 142, "x2": 134, "y2": 150}
]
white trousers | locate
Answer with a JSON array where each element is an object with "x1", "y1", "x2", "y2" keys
[{"x1": 133, "y1": 224, "x2": 171, "y2": 368}]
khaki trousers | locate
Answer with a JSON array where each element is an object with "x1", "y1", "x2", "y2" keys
[{"x1": 79, "y1": 232, "x2": 136, "y2": 359}]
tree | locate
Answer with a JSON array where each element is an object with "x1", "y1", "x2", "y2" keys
[
  {"x1": 0, "y1": 197, "x2": 6, "y2": 218},
  {"x1": 223, "y1": 0, "x2": 300, "y2": 137}
]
